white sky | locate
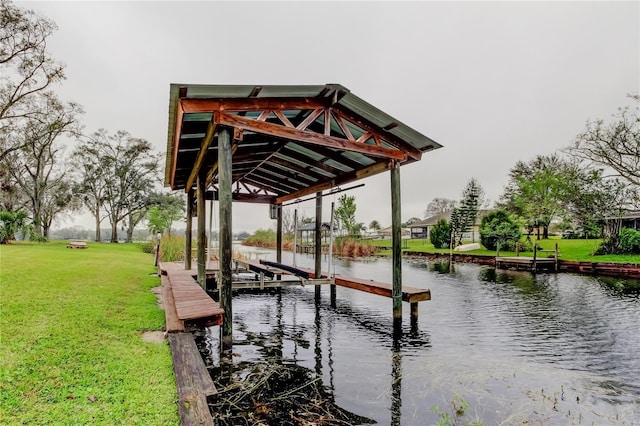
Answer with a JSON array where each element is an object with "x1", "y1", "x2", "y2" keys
[{"x1": 22, "y1": 0, "x2": 639, "y2": 233}]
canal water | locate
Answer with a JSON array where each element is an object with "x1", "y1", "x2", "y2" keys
[{"x1": 201, "y1": 249, "x2": 640, "y2": 425}]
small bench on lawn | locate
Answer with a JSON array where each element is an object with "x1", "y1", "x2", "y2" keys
[{"x1": 67, "y1": 240, "x2": 88, "y2": 249}]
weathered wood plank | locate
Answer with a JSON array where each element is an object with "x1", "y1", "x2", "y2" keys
[
  {"x1": 297, "y1": 266, "x2": 431, "y2": 304},
  {"x1": 259, "y1": 260, "x2": 310, "y2": 278},
  {"x1": 162, "y1": 275, "x2": 184, "y2": 332},
  {"x1": 169, "y1": 332, "x2": 215, "y2": 426}
]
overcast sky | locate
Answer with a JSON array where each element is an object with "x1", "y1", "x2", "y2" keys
[{"x1": 23, "y1": 1, "x2": 639, "y2": 233}]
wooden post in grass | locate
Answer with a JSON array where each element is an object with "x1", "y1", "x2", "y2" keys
[
  {"x1": 196, "y1": 174, "x2": 207, "y2": 288},
  {"x1": 218, "y1": 127, "x2": 233, "y2": 352},
  {"x1": 185, "y1": 189, "x2": 193, "y2": 270},
  {"x1": 315, "y1": 191, "x2": 322, "y2": 302},
  {"x1": 391, "y1": 161, "x2": 402, "y2": 333}
]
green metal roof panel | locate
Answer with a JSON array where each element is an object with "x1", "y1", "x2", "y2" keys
[
  {"x1": 337, "y1": 92, "x2": 443, "y2": 152},
  {"x1": 256, "y1": 85, "x2": 327, "y2": 98},
  {"x1": 184, "y1": 85, "x2": 255, "y2": 98},
  {"x1": 389, "y1": 125, "x2": 441, "y2": 151}
]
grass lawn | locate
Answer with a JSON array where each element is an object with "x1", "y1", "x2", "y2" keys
[
  {"x1": 372, "y1": 237, "x2": 640, "y2": 264},
  {"x1": 0, "y1": 241, "x2": 178, "y2": 425}
]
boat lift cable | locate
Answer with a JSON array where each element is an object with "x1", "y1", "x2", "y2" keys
[{"x1": 281, "y1": 183, "x2": 365, "y2": 207}]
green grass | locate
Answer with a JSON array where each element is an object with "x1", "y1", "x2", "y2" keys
[
  {"x1": 0, "y1": 241, "x2": 178, "y2": 425},
  {"x1": 372, "y1": 237, "x2": 640, "y2": 264}
]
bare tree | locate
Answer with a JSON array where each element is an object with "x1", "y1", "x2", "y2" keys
[
  {"x1": 99, "y1": 131, "x2": 159, "y2": 243},
  {"x1": 571, "y1": 94, "x2": 640, "y2": 187},
  {"x1": 6, "y1": 96, "x2": 82, "y2": 238},
  {"x1": 0, "y1": 0, "x2": 66, "y2": 161},
  {"x1": 424, "y1": 197, "x2": 457, "y2": 218}
]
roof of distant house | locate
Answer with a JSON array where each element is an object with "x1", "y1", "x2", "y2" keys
[{"x1": 408, "y1": 209, "x2": 495, "y2": 228}]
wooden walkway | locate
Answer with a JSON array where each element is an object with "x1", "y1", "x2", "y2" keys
[
  {"x1": 158, "y1": 262, "x2": 223, "y2": 425},
  {"x1": 169, "y1": 333, "x2": 216, "y2": 426},
  {"x1": 158, "y1": 262, "x2": 224, "y2": 332}
]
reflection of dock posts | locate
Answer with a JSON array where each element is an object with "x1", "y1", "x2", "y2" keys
[
  {"x1": 218, "y1": 128, "x2": 233, "y2": 353},
  {"x1": 276, "y1": 204, "x2": 283, "y2": 281},
  {"x1": 391, "y1": 161, "x2": 403, "y2": 333},
  {"x1": 329, "y1": 201, "x2": 336, "y2": 308},
  {"x1": 391, "y1": 340, "x2": 402, "y2": 426},
  {"x1": 314, "y1": 302, "x2": 322, "y2": 376},
  {"x1": 315, "y1": 192, "x2": 322, "y2": 302}
]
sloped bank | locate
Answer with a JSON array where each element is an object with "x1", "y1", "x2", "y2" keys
[{"x1": 404, "y1": 251, "x2": 640, "y2": 279}]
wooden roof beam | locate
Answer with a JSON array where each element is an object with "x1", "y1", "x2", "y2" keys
[
  {"x1": 332, "y1": 106, "x2": 422, "y2": 161},
  {"x1": 169, "y1": 103, "x2": 184, "y2": 189},
  {"x1": 185, "y1": 119, "x2": 216, "y2": 192},
  {"x1": 180, "y1": 97, "x2": 329, "y2": 113},
  {"x1": 275, "y1": 160, "x2": 393, "y2": 204},
  {"x1": 217, "y1": 113, "x2": 407, "y2": 161}
]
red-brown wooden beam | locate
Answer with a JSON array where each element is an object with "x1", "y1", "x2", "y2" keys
[
  {"x1": 205, "y1": 191, "x2": 276, "y2": 204},
  {"x1": 332, "y1": 106, "x2": 423, "y2": 161},
  {"x1": 185, "y1": 120, "x2": 216, "y2": 192},
  {"x1": 275, "y1": 160, "x2": 392, "y2": 204},
  {"x1": 216, "y1": 113, "x2": 407, "y2": 161},
  {"x1": 169, "y1": 103, "x2": 184, "y2": 189},
  {"x1": 180, "y1": 97, "x2": 329, "y2": 113}
]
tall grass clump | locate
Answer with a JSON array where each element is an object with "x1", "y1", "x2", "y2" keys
[
  {"x1": 335, "y1": 237, "x2": 374, "y2": 257},
  {"x1": 158, "y1": 235, "x2": 185, "y2": 261}
]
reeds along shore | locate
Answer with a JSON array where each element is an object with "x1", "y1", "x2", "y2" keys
[{"x1": 243, "y1": 239, "x2": 375, "y2": 258}]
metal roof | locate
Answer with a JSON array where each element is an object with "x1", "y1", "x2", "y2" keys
[{"x1": 165, "y1": 84, "x2": 442, "y2": 204}]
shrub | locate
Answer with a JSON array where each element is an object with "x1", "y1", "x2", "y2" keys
[
  {"x1": 620, "y1": 228, "x2": 640, "y2": 254},
  {"x1": 430, "y1": 219, "x2": 451, "y2": 249},
  {"x1": 243, "y1": 228, "x2": 277, "y2": 248},
  {"x1": 137, "y1": 240, "x2": 155, "y2": 254},
  {"x1": 480, "y1": 210, "x2": 521, "y2": 251}
]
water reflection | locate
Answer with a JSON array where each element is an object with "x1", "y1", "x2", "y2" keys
[{"x1": 201, "y1": 249, "x2": 640, "y2": 424}]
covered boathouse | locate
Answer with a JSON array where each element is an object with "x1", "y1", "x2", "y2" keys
[{"x1": 164, "y1": 83, "x2": 443, "y2": 350}]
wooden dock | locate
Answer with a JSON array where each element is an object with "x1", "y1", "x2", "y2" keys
[
  {"x1": 232, "y1": 259, "x2": 430, "y2": 319},
  {"x1": 169, "y1": 333, "x2": 216, "y2": 426},
  {"x1": 159, "y1": 262, "x2": 224, "y2": 332},
  {"x1": 158, "y1": 262, "x2": 224, "y2": 425},
  {"x1": 495, "y1": 256, "x2": 557, "y2": 272},
  {"x1": 284, "y1": 263, "x2": 431, "y2": 320}
]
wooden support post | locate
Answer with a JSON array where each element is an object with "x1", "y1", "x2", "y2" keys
[
  {"x1": 218, "y1": 127, "x2": 233, "y2": 352},
  {"x1": 533, "y1": 243, "x2": 537, "y2": 273},
  {"x1": 314, "y1": 191, "x2": 322, "y2": 301},
  {"x1": 329, "y1": 201, "x2": 336, "y2": 308},
  {"x1": 554, "y1": 242, "x2": 559, "y2": 272},
  {"x1": 391, "y1": 161, "x2": 402, "y2": 331},
  {"x1": 410, "y1": 302, "x2": 418, "y2": 325},
  {"x1": 276, "y1": 204, "x2": 283, "y2": 281},
  {"x1": 185, "y1": 189, "x2": 193, "y2": 270},
  {"x1": 197, "y1": 175, "x2": 206, "y2": 288}
]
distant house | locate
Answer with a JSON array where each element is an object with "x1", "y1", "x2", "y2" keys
[
  {"x1": 408, "y1": 209, "x2": 494, "y2": 242},
  {"x1": 623, "y1": 212, "x2": 640, "y2": 230},
  {"x1": 377, "y1": 226, "x2": 411, "y2": 238},
  {"x1": 603, "y1": 210, "x2": 640, "y2": 231}
]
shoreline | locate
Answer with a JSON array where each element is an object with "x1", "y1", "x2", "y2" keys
[{"x1": 404, "y1": 251, "x2": 640, "y2": 279}]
